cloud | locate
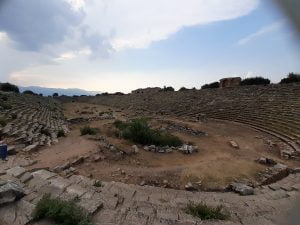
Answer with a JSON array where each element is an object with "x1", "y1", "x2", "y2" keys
[
  {"x1": 0, "y1": 0, "x2": 84, "y2": 51},
  {"x1": 0, "y1": 0, "x2": 260, "y2": 54},
  {"x1": 238, "y1": 21, "x2": 284, "y2": 45},
  {"x1": 83, "y1": 0, "x2": 260, "y2": 50}
]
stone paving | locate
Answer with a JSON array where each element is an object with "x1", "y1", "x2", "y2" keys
[{"x1": 0, "y1": 166, "x2": 299, "y2": 225}]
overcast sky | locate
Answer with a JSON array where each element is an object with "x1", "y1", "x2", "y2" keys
[{"x1": 0, "y1": 0, "x2": 299, "y2": 93}]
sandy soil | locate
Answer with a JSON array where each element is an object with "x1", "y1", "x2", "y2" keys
[{"x1": 29, "y1": 102, "x2": 300, "y2": 190}]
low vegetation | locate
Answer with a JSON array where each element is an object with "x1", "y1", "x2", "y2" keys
[
  {"x1": 201, "y1": 82, "x2": 220, "y2": 89},
  {"x1": 57, "y1": 129, "x2": 65, "y2": 137},
  {"x1": 23, "y1": 90, "x2": 37, "y2": 95},
  {"x1": 32, "y1": 194, "x2": 91, "y2": 225},
  {"x1": 114, "y1": 118, "x2": 182, "y2": 147},
  {"x1": 280, "y1": 73, "x2": 300, "y2": 84},
  {"x1": 241, "y1": 77, "x2": 270, "y2": 86},
  {"x1": 162, "y1": 86, "x2": 175, "y2": 91},
  {"x1": 0, "y1": 82, "x2": 20, "y2": 93},
  {"x1": 0, "y1": 117, "x2": 7, "y2": 127},
  {"x1": 80, "y1": 126, "x2": 98, "y2": 135},
  {"x1": 185, "y1": 202, "x2": 229, "y2": 220}
]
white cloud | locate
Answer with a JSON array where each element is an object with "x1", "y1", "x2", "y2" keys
[
  {"x1": 83, "y1": 0, "x2": 260, "y2": 50},
  {"x1": 238, "y1": 21, "x2": 284, "y2": 45},
  {"x1": 54, "y1": 48, "x2": 91, "y2": 61}
]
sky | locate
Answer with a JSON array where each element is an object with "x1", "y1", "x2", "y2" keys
[{"x1": 0, "y1": 0, "x2": 299, "y2": 93}]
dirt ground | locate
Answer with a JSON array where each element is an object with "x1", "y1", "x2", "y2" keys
[{"x1": 30, "y1": 102, "x2": 300, "y2": 190}]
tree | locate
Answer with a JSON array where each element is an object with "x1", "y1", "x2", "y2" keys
[
  {"x1": 179, "y1": 87, "x2": 188, "y2": 91},
  {"x1": 201, "y1": 82, "x2": 219, "y2": 89},
  {"x1": 280, "y1": 73, "x2": 300, "y2": 84},
  {"x1": 241, "y1": 77, "x2": 270, "y2": 86},
  {"x1": 162, "y1": 86, "x2": 174, "y2": 91},
  {"x1": 0, "y1": 83, "x2": 20, "y2": 93},
  {"x1": 23, "y1": 90, "x2": 37, "y2": 95},
  {"x1": 53, "y1": 93, "x2": 59, "y2": 97}
]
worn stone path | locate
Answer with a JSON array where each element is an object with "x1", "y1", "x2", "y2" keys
[{"x1": 0, "y1": 166, "x2": 299, "y2": 225}]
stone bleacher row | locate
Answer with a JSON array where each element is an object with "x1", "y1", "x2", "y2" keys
[
  {"x1": 80, "y1": 83, "x2": 300, "y2": 152},
  {"x1": 0, "y1": 92, "x2": 68, "y2": 151}
]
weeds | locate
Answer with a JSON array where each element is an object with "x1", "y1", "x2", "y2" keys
[
  {"x1": 57, "y1": 129, "x2": 65, "y2": 137},
  {"x1": 80, "y1": 126, "x2": 98, "y2": 135},
  {"x1": 32, "y1": 194, "x2": 91, "y2": 225},
  {"x1": 185, "y1": 202, "x2": 229, "y2": 220},
  {"x1": 114, "y1": 119, "x2": 182, "y2": 147}
]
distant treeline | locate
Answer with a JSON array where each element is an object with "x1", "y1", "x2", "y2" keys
[
  {"x1": 201, "y1": 73, "x2": 300, "y2": 89},
  {"x1": 0, "y1": 73, "x2": 299, "y2": 95}
]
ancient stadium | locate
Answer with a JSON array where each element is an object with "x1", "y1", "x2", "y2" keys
[{"x1": 0, "y1": 76, "x2": 300, "y2": 225}]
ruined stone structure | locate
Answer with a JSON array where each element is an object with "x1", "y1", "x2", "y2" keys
[
  {"x1": 219, "y1": 77, "x2": 241, "y2": 88},
  {"x1": 0, "y1": 92, "x2": 68, "y2": 153},
  {"x1": 0, "y1": 162, "x2": 300, "y2": 225},
  {"x1": 76, "y1": 83, "x2": 300, "y2": 155}
]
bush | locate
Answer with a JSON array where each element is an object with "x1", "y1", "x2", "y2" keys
[
  {"x1": 162, "y1": 86, "x2": 175, "y2": 92},
  {"x1": 23, "y1": 90, "x2": 37, "y2": 95},
  {"x1": 41, "y1": 128, "x2": 51, "y2": 136},
  {"x1": 201, "y1": 82, "x2": 219, "y2": 89},
  {"x1": 114, "y1": 119, "x2": 182, "y2": 147},
  {"x1": 179, "y1": 87, "x2": 188, "y2": 91},
  {"x1": 280, "y1": 73, "x2": 300, "y2": 84},
  {"x1": 80, "y1": 126, "x2": 98, "y2": 135},
  {"x1": 0, "y1": 83, "x2": 19, "y2": 93},
  {"x1": 32, "y1": 194, "x2": 91, "y2": 225},
  {"x1": 57, "y1": 130, "x2": 65, "y2": 137},
  {"x1": 53, "y1": 93, "x2": 59, "y2": 97},
  {"x1": 185, "y1": 202, "x2": 229, "y2": 220},
  {"x1": 241, "y1": 77, "x2": 270, "y2": 86}
]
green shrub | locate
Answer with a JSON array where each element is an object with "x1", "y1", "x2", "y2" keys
[
  {"x1": 23, "y1": 90, "x2": 37, "y2": 95},
  {"x1": 0, "y1": 82, "x2": 20, "y2": 93},
  {"x1": 32, "y1": 194, "x2": 91, "y2": 225},
  {"x1": 162, "y1": 86, "x2": 175, "y2": 91},
  {"x1": 280, "y1": 73, "x2": 300, "y2": 84},
  {"x1": 80, "y1": 126, "x2": 98, "y2": 135},
  {"x1": 41, "y1": 128, "x2": 51, "y2": 136},
  {"x1": 241, "y1": 77, "x2": 270, "y2": 86},
  {"x1": 185, "y1": 202, "x2": 229, "y2": 220},
  {"x1": 0, "y1": 118, "x2": 7, "y2": 127},
  {"x1": 57, "y1": 130, "x2": 65, "y2": 137},
  {"x1": 201, "y1": 82, "x2": 219, "y2": 89},
  {"x1": 114, "y1": 119, "x2": 182, "y2": 147}
]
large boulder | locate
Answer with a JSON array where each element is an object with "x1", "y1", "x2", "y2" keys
[
  {"x1": 0, "y1": 180, "x2": 25, "y2": 205},
  {"x1": 230, "y1": 183, "x2": 254, "y2": 196}
]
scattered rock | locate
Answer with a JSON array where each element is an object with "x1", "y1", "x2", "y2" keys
[
  {"x1": 230, "y1": 183, "x2": 254, "y2": 196},
  {"x1": 229, "y1": 141, "x2": 239, "y2": 149},
  {"x1": 0, "y1": 181, "x2": 25, "y2": 205},
  {"x1": 131, "y1": 145, "x2": 139, "y2": 154},
  {"x1": 71, "y1": 156, "x2": 84, "y2": 166},
  {"x1": 273, "y1": 163, "x2": 288, "y2": 170},
  {"x1": 20, "y1": 172, "x2": 33, "y2": 183},
  {"x1": 185, "y1": 182, "x2": 196, "y2": 191},
  {"x1": 7, "y1": 145, "x2": 17, "y2": 155},
  {"x1": 23, "y1": 144, "x2": 38, "y2": 152},
  {"x1": 6, "y1": 167, "x2": 26, "y2": 178},
  {"x1": 291, "y1": 167, "x2": 300, "y2": 174},
  {"x1": 139, "y1": 180, "x2": 146, "y2": 186}
]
